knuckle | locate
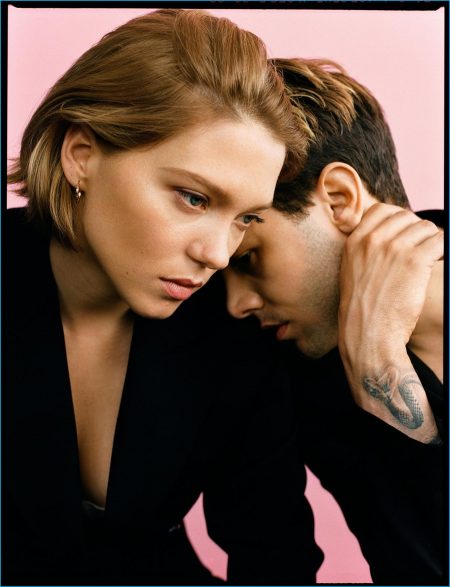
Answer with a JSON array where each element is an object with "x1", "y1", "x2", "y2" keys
[
  {"x1": 406, "y1": 254, "x2": 421, "y2": 269},
  {"x1": 365, "y1": 231, "x2": 382, "y2": 250},
  {"x1": 386, "y1": 239, "x2": 403, "y2": 256},
  {"x1": 419, "y1": 219, "x2": 438, "y2": 232},
  {"x1": 394, "y1": 209, "x2": 416, "y2": 224},
  {"x1": 387, "y1": 204, "x2": 406, "y2": 216}
]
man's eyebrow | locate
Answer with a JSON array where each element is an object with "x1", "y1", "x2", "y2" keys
[{"x1": 160, "y1": 166, "x2": 273, "y2": 211}]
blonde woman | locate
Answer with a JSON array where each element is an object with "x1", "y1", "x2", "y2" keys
[{"x1": 5, "y1": 9, "x2": 323, "y2": 585}]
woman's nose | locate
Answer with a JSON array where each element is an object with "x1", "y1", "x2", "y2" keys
[{"x1": 187, "y1": 227, "x2": 235, "y2": 271}]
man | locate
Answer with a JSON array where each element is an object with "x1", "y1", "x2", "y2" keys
[{"x1": 224, "y1": 59, "x2": 445, "y2": 585}]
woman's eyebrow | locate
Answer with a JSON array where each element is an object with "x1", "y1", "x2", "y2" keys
[{"x1": 160, "y1": 166, "x2": 273, "y2": 211}]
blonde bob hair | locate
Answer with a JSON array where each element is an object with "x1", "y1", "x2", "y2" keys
[{"x1": 8, "y1": 9, "x2": 308, "y2": 246}]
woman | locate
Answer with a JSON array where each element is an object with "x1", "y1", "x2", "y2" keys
[{"x1": 4, "y1": 8, "x2": 322, "y2": 586}]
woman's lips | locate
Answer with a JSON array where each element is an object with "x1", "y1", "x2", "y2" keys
[{"x1": 160, "y1": 278, "x2": 203, "y2": 301}]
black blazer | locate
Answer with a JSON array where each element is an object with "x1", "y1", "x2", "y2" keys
[{"x1": 3, "y1": 208, "x2": 323, "y2": 586}]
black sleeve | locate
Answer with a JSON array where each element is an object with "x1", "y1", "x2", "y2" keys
[
  {"x1": 202, "y1": 338, "x2": 323, "y2": 586},
  {"x1": 295, "y1": 347, "x2": 448, "y2": 586},
  {"x1": 351, "y1": 409, "x2": 446, "y2": 586}
]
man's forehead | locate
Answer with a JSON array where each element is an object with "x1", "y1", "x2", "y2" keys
[{"x1": 233, "y1": 206, "x2": 288, "y2": 256}]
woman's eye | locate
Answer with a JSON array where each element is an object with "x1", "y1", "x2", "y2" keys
[{"x1": 177, "y1": 190, "x2": 208, "y2": 210}]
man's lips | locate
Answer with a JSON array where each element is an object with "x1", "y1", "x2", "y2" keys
[
  {"x1": 261, "y1": 321, "x2": 289, "y2": 341},
  {"x1": 275, "y1": 323, "x2": 289, "y2": 341},
  {"x1": 160, "y1": 278, "x2": 203, "y2": 301}
]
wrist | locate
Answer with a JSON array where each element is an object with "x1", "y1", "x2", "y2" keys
[
  {"x1": 338, "y1": 300, "x2": 410, "y2": 374},
  {"x1": 338, "y1": 337, "x2": 409, "y2": 385}
]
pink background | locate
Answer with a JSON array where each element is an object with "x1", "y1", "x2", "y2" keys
[{"x1": 7, "y1": 6, "x2": 445, "y2": 583}]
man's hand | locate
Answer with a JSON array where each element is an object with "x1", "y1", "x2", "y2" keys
[{"x1": 338, "y1": 203, "x2": 443, "y2": 443}]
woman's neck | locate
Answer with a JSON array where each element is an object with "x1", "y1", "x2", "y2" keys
[
  {"x1": 408, "y1": 260, "x2": 443, "y2": 382},
  {"x1": 49, "y1": 238, "x2": 130, "y2": 326}
]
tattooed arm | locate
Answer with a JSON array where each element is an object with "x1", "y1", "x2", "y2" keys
[
  {"x1": 347, "y1": 356, "x2": 441, "y2": 444},
  {"x1": 338, "y1": 204, "x2": 443, "y2": 443},
  {"x1": 364, "y1": 367, "x2": 424, "y2": 430}
]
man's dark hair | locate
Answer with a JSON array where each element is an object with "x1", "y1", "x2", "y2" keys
[{"x1": 272, "y1": 58, "x2": 410, "y2": 216}]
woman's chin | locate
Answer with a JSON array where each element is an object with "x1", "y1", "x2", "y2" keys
[{"x1": 130, "y1": 297, "x2": 183, "y2": 320}]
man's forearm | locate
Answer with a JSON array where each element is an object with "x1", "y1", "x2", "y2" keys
[{"x1": 340, "y1": 347, "x2": 440, "y2": 444}]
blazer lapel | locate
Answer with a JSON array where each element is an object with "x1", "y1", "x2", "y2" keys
[
  {"x1": 6, "y1": 233, "x2": 84, "y2": 554},
  {"x1": 105, "y1": 311, "x2": 210, "y2": 531}
]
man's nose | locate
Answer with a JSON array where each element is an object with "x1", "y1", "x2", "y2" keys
[{"x1": 224, "y1": 270, "x2": 264, "y2": 319}]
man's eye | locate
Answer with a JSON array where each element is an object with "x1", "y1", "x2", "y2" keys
[{"x1": 230, "y1": 250, "x2": 254, "y2": 273}]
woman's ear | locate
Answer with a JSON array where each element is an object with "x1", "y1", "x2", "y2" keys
[
  {"x1": 60, "y1": 125, "x2": 95, "y2": 190},
  {"x1": 315, "y1": 162, "x2": 367, "y2": 234}
]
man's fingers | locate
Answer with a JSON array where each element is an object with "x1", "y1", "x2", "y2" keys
[
  {"x1": 413, "y1": 229, "x2": 444, "y2": 263},
  {"x1": 393, "y1": 219, "x2": 442, "y2": 249},
  {"x1": 350, "y1": 204, "x2": 420, "y2": 242},
  {"x1": 348, "y1": 205, "x2": 441, "y2": 262}
]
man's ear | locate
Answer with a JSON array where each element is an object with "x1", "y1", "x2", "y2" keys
[
  {"x1": 315, "y1": 162, "x2": 368, "y2": 234},
  {"x1": 60, "y1": 125, "x2": 95, "y2": 190}
]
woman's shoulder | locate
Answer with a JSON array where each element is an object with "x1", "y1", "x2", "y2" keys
[
  {"x1": 6, "y1": 205, "x2": 28, "y2": 225},
  {"x1": 5, "y1": 206, "x2": 48, "y2": 259},
  {"x1": 6, "y1": 206, "x2": 40, "y2": 244},
  {"x1": 5, "y1": 206, "x2": 53, "y2": 304}
]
